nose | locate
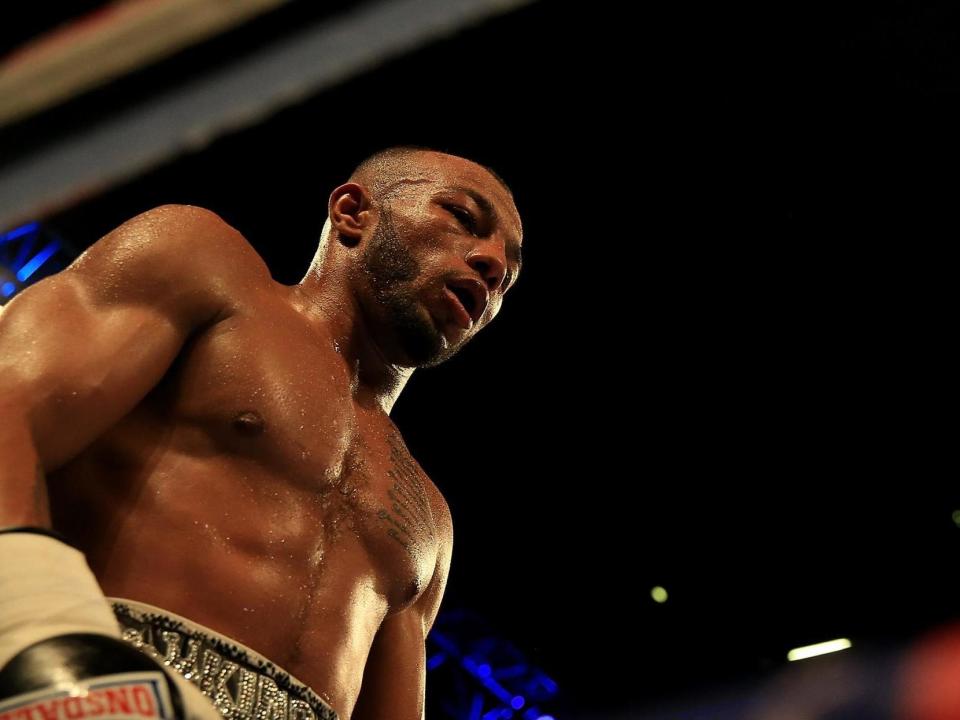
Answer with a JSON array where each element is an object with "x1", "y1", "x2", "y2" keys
[{"x1": 466, "y1": 245, "x2": 507, "y2": 293}]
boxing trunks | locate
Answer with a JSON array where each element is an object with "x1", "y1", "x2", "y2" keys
[{"x1": 109, "y1": 600, "x2": 337, "y2": 720}]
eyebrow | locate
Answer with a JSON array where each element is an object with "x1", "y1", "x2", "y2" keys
[{"x1": 446, "y1": 184, "x2": 523, "y2": 275}]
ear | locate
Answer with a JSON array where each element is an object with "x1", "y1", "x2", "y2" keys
[{"x1": 328, "y1": 182, "x2": 373, "y2": 247}]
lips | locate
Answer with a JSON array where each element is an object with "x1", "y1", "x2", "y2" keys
[
  {"x1": 445, "y1": 278, "x2": 488, "y2": 324},
  {"x1": 443, "y1": 286, "x2": 474, "y2": 330}
]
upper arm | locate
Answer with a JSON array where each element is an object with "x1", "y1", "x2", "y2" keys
[
  {"x1": 421, "y1": 497, "x2": 453, "y2": 636},
  {"x1": 351, "y1": 498, "x2": 453, "y2": 720},
  {"x1": 0, "y1": 204, "x2": 267, "y2": 470}
]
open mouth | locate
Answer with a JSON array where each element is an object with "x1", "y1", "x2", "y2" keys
[
  {"x1": 448, "y1": 285, "x2": 477, "y2": 319},
  {"x1": 442, "y1": 287, "x2": 473, "y2": 330},
  {"x1": 444, "y1": 278, "x2": 487, "y2": 326}
]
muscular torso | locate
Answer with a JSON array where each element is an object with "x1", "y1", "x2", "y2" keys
[{"x1": 46, "y1": 280, "x2": 444, "y2": 719}]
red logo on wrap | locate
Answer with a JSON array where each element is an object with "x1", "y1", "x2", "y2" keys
[{"x1": 0, "y1": 672, "x2": 174, "y2": 720}]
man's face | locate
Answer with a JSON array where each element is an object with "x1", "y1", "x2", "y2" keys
[{"x1": 357, "y1": 153, "x2": 523, "y2": 368}]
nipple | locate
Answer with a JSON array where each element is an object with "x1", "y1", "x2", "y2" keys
[{"x1": 232, "y1": 410, "x2": 265, "y2": 435}]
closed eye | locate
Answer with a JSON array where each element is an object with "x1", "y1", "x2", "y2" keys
[{"x1": 446, "y1": 205, "x2": 478, "y2": 234}]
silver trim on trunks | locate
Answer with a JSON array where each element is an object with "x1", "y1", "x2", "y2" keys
[{"x1": 111, "y1": 601, "x2": 338, "y2": 720}]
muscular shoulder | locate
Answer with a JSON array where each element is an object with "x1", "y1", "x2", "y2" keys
[
  {"x1": 418, "y1": 479, "x2": 453, "y2": 633},
  {"x1": 380, "y1": 422, "x2": 453, "y2": 628},
  {"x1": 429, "y1": 485, "x2": 453, "y2": 554},
  {"x1": 70, "y1": 204, "x2": 271, "y2": 322},
  {"x1": 78, "y1": 204, "x2": 268, "y2": 278}
]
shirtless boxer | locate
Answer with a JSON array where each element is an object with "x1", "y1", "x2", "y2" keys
[{"x1": 0, "y1": 147, "x2": 524, "y2": 720}]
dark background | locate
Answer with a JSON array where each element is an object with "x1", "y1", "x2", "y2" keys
[{"x1": 1, "y1": 2, "x2": 955, "y2": 716}]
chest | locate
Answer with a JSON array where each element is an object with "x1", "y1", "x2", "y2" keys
[
  {"x1": 102, "y1": 304, "x2": 440, "y2": 608},
  {"x1": 162, "y1": 307, "x2": 356, "y2": 470}
]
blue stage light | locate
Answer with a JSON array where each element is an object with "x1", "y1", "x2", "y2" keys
[
  {"x1": 0, "y1": 223, "x2": 40, "y2": 244},
  {"x1": 427, "y1": 611, "x2": 559, "y2": 719},
  {"x1": 16, "y1": 241, "x2": 61, "y2": 282}
]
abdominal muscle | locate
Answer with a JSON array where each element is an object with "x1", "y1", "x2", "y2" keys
[{"x1": 48, "y1": 443, "x2": 390, "y2": 718}]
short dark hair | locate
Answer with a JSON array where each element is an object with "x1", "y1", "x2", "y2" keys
[{"x1": 348, "y1": 145, "x2": 513, "y2": 201}]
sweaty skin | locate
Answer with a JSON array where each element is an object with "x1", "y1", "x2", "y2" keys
[
  {"x1": 48, "y1": 287, "x2": 438, "y2": 717},
  {"x1": 18, "y1": 152, "x2": 524, "y2": 720}
]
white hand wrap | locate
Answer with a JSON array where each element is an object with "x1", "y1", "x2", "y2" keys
[
  {"x1": 0, "y1": 531, "x2": 120, "y2": 668},
  {"x1": 0, "y1": 531, "x2": 221, "y2": 720}
]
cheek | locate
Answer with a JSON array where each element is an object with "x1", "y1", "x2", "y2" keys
[
  {"x1": 366, "y1": 236, "x2": 420, "y2": 284},
  {"x1": 401, "y1": 201, "x2": 445, "y2": 240}
]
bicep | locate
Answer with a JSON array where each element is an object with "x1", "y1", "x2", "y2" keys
[
  {"x1": 0, "y1": 272, "x2": 198, "y2": 469},
  {"x1": 0, "y1": 205, "x2": 253, "y2": 469},
  {"x1": 350, "y1": 608, "x2": 427, "y2": 720}
]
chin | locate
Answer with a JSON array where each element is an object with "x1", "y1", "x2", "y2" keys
[
  {"x1": 387, "y1": 308, "x2": 455, "y2": 368},
  {"x1": 401, "y1": 326, "x2": 462, "y2": 368},
  {"x1": 375, "y1": 288, "x2": 470, "y2": 368}
]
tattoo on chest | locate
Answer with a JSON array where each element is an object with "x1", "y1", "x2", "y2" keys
[{"x1": 377, "y1": 434, "x2": 435, "y2": 552}]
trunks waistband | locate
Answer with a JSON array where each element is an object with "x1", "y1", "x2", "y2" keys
[{"x1": 108, "y1": 599, "x2": 338, "y2": 720}]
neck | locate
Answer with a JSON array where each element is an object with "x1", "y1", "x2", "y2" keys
[{"x1": 290, "y1": 269, "x2": 414, "y2": 416}]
